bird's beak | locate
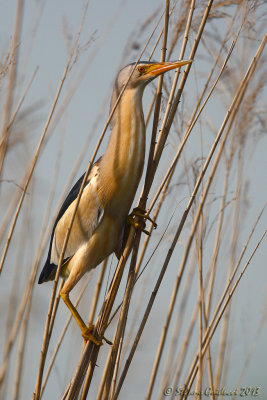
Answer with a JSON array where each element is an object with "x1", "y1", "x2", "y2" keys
[{"x1": 147, "y1": 60, "x2": 192, "y2": 76}]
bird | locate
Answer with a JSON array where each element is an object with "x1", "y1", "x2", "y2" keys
[{"x1": 38, "y1": 59, "x2": 191, "y2": 345}]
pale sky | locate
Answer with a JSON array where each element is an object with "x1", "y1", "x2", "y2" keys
[{"x1": 1, "y1": 1, "x2": 267, "y2": 399}]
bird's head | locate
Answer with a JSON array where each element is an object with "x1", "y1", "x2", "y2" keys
[
  {"x1": 110, "y1": 60, "x2": 192, "y2": 122},
  {"x1": 115, "y1": 60, "x2": 192, "y2": 91}
]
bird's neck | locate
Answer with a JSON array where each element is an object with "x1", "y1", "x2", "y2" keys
[{"x1": 100, "y1": 87, "x2": 146, "y2": 209}]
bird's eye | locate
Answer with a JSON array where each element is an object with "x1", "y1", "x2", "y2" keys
[{"x1": 138, "y1": 66, "x2": 145, "y2": 74}]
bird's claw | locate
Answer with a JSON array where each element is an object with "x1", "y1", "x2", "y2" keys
[
  {"x1": 103, "y1": 336, "x2": 113, "y2": 346},
  {"x1": 132, "y1": 207, "x2": 157, "y2": 228},
  {"x1": 81, "y1": 324, "x2": 112, "y2": 346},
  {"x1": 81, "y1": 324, "x2": 102, "y2": 346},
  {"x1": 127, "y1": 206, "x2": 157, "y2": 235}
]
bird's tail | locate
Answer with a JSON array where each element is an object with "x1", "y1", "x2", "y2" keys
[{"x1": 38, "y1": 258, "x2": 57, "y2": 284}]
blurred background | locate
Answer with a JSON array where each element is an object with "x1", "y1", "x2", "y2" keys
[{"x1": 0, "y1": 1, "x2": 266, "y2": 399}]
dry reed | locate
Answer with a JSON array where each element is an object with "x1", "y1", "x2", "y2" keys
[{"x1": 0, "y1": 1, "x2": 266, "y2": 400}]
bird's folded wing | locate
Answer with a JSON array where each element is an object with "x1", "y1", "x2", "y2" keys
[{"x1": 50, "y1": 162, "x2": 104, "y2": 266}]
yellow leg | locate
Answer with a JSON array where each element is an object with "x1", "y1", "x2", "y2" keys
[
  {"x1": 127, "y1": 206, "x2": 157, "y2": 235},
  {"x1": 60, "y1": 292, "x2": 103, "y2": 346}
]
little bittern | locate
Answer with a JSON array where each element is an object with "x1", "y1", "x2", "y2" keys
[{"x1": 38, "y1": 60, "x2": 191, "y2": 345}]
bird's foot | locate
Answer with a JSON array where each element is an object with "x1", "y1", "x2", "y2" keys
[
  {"x1": 127, "y1": 206, "x2": 157, "y2": 235},
  {"x1": 60, "y1": 292, "x2": 112, "y2": 346},
  {"x1": 81, "y1": 324, "x2": 102, "y2": 346},
  {"x1": 81, "y1": 324, "x2": 113, "y2": 346}
]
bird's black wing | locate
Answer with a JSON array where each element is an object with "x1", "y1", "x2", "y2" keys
[
  {"x1": 38, "y1": 172, "x2": 88, "y2": 284},
  {"x1": 38, "y1": 156, "x2": 104, "y2": 284},
  {"x1": 55, "y1": 172, "x2": 87, "y2": 228}
]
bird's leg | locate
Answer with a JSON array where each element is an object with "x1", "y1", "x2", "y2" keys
[
  {"x1": 60, "y1": 292, "x2": 112, "y2": 346},
  {"x1": 60, "y1": 292, "x2": 101, "y2": 345},
  {"x1": 127, "y1": 206, "x2": 157, "y2": 235}
]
